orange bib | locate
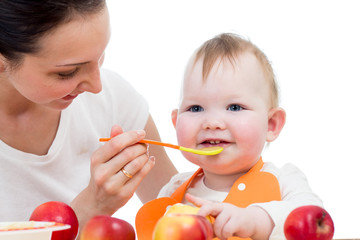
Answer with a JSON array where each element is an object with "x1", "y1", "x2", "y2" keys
[{"x1": 136, "y1": 158, "x2": 281, "y2": 240}]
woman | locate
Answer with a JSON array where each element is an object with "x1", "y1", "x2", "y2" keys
[{"x1": 0, "y1": 0, "x2": 177, "y2": 231}]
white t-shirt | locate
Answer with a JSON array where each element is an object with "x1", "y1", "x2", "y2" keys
[
  {"x1": 158, "y1": 162, "x2": 323, "y2": 240},
  {"x1": 0, "y1": 69, "x2": 149, "y2": 221}
]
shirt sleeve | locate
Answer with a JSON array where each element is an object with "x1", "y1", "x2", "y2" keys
[{"x1": 250, "y1": 163, "x2": 323, "y2": 240}]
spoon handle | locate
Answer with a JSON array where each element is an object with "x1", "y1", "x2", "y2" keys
[
  {"x1": 98, "y1": 138, "x2": 180, "y2": 150},
  {"x1": 139, "y1": 139, "x2": 180, "y2": 150},
  {"x1": 99, "y1": 137, "x2": 222, "y2": 155}
]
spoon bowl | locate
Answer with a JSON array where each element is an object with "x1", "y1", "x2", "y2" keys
[{"x1": 99, "y1": 138, "x2": 223, "y2": 156}]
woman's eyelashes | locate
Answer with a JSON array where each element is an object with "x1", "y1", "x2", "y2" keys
[{"x1": 57, "y1": 67, "x2": 80, "y2": 80}]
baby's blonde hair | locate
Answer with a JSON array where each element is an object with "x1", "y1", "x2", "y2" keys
[{"x1": 192, "y1": 33, "x2": 279, "y2": 108}]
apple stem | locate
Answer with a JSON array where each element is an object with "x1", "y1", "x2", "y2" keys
[{"x1": 317, "y1": 212, "x2": 326, "y2": 226}]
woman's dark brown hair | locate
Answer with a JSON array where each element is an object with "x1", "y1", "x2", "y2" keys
[{"x1": 0, "y1": 0, "x2": 105, "y2": 65}]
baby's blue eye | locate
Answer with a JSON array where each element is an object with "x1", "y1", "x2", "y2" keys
[
  {"x1": 188, "y1": 105, "x2": 204, "y2": 112},
  {"x1": 227, "y1": 104, "x2": 243, "y2": 111}
]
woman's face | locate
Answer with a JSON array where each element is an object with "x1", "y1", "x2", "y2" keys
[{"x1": 3, "y1": 6, "x2": 111, "y2": 110}]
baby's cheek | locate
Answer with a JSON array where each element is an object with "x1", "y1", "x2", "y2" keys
[
  {"x1": 233, "y1": 120, "x2": 267, "y2": 149},
  {"x1": 175, "y1": 119, "x2": 195, "y2": 146}
]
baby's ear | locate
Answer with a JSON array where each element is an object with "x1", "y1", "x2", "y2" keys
[
  {"x1": 266, "y1": 107, "x2": 286, "y2": 142},
  {"x1": 171, "y1": 109, "x2": 178, "y2": 129}
]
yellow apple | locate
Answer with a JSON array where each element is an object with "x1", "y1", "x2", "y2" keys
[
  {"x1": 165, "y1": 203, "x2": 200, "y2": 215},
  {"x1": 165, "y1": 203, "x2": 212, "y2": 223},
  {"x1": 153, "y1": 213, "x2": 213, "y2": 240}
]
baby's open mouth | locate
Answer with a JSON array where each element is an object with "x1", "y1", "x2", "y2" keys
[{"x1": 200, "y1": 140, "x2": 229, "y2": 147}]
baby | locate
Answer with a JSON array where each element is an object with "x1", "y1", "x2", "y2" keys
[{"x1": 136, "y1": 33, "x2": 323, "y2": 240}]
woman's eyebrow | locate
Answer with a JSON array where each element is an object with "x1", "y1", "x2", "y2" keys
[{"x1": 56, "y1": 61, "x2": 90, "y2": 67}]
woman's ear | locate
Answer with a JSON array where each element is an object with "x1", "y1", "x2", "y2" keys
[
  {"x1": 266, "y1": 107, "x2": 286, "y2": 142},
  {"x1": 171, "y1": 109, "x2": 178, "y2": 129}
]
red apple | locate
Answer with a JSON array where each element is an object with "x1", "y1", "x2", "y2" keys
[
  {"x1": 29, "y1": 201, "x2": 79, "y2": 240},
  {"x1": 284, "y1": 205, "x2": 334, "y2": 240},
  {"x1": 80, "y1": 215, "x2": 135, "y2": 240},
  {"x1": 153, "y1": 213, "x2": 213, "y2": 240}
]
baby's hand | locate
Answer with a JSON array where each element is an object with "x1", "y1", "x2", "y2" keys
[{"x1": 186, "y1": 193, "x2": 274, "y2": 240}]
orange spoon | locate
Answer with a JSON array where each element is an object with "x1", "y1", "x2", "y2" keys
[{"x1": 99, "y1": 138, "x2": 223, "y2": 156}]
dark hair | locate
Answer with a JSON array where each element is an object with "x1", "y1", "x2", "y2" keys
[{"x1": 0, "y1": 0, "x2": 105, "y2": 65}]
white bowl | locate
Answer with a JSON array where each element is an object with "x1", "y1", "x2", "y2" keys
[{"x1": 0, "y1": 221, "x2": 70, "y2": 240}]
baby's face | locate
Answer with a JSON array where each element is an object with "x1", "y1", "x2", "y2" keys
[{"x1": 173, "y1": 52, "x2": 272, "y2": 175}]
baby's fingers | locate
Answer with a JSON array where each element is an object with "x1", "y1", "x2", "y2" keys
[
  {"x1": 185, "y1": 193, "x2": 211, "y2": 207},
  {"x1": 198, "y1": 202, "x2": 224, "y2": 218},
  {"x1": 185, "y1": 193, "x2": 208, "y2": 207},
  {"x1": 185, "y1": 193, "x2": 223, "y2": 217}
]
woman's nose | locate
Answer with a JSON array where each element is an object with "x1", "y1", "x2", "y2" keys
[{"x1": 78, "y1": 65, "x2": 102, "y2": 94}]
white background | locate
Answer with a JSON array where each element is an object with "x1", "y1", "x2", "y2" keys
[{"x1": 104, "y1": 0, "x2": 360, "y2": 238}]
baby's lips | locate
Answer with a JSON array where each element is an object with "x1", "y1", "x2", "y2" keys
[{"x1": 199, "y1": 139, "x2": 230, "y2": 147}]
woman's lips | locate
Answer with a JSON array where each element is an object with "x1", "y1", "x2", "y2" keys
[{"x1": 62, "y1": 94, "x2": 78, "y2": 101}]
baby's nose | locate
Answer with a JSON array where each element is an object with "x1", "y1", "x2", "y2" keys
[{"x1": 202, "y1": 117, "x2": 226, "y2": 130}]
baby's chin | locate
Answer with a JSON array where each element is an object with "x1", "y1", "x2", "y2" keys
[{"x1": 201, "y1": 162, "x2": 246, "y2": 175}]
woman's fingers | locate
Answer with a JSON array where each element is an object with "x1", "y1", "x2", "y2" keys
[
  {"x1": 106, "y1": 141, "x2": 148, "y2": 176},
  {"x1": 83, "y1": 125, "x2": 157, "y2": 217},
  {"x1": 110, "y1": 125, "x2": 124, "y2": 138},
  {"x1": 92, "y1": 129, "x2": 146, "y2": 166},
  {"x1": 90, "y1": 127, "x2": 149, "y2": 194},
  {"x1": 102, "y1": 149, "x2": 150, "y2": 193},
  {"x1": 121, "y1": 156, "x2": 156, "y2": 195},
  {"x1": 102, "y1": 155, "x2": 156, "y2": 205}
]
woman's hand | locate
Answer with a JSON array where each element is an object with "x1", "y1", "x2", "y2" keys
[
  {"x1": 71, "y1": 125, "x2": 155, "y2": 231},
  {"x1": 186, "y1": 194, "x2": 274, "y2": 240}
]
